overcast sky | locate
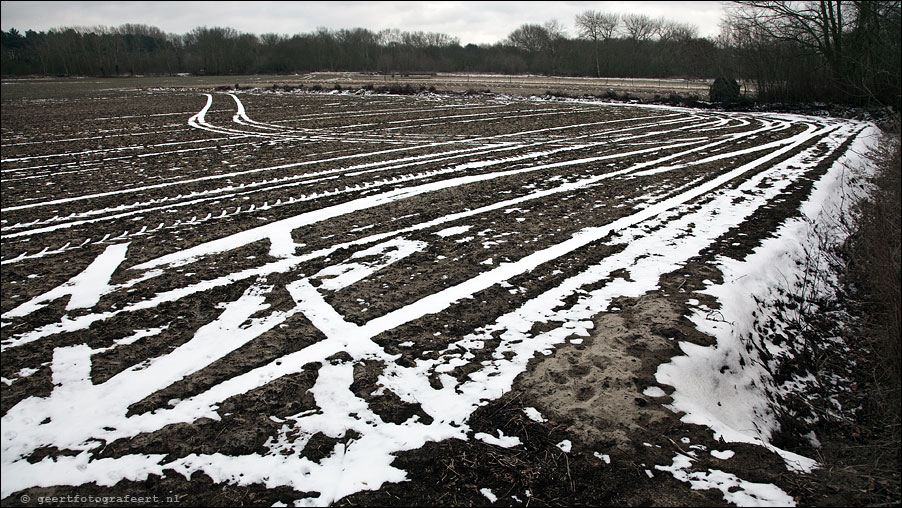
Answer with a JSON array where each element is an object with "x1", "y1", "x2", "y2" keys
[{"x1": 1, "y1": 1, "x2": 727, "y2": 45}]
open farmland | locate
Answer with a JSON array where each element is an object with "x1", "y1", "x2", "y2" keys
[{"x1": 1, "y1": 81, "x2": 880, "y2": 506}]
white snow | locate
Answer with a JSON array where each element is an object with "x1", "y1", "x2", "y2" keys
[
  {"x1": 593, "y1": 451, "x2": 611, "y2": 464},
  {"x1": 522, "y1": 407, "x2": 547, "y2": 422},
  {"x1": 312, "y1": 238, "x2": 425, "y2": 291},
  {"x1": 804, "y1": 431, "x2": 821, "y2": 449},
  {"x1": 642, "y1": 386, "x2": 667, "y2": 398},
  {"x1": 654, "y1": 124, "x2": 879, "y2": 474},
  {"x1": 475, "y1": 430, "x2": 522, "y2": 448},
  {"x1": 1, "y1": 93, "x2": 882, "y2": 506},
  {"x1": 434, "y1": 225, "x2": 471, "y2": 238},
  {"x1": 480, "y1": 488, "x2": 497, "y2": 502},
  {"x1": 711, "y1": 450, "x2": 735, "y2": 460},
  {"x1": 656, "y1": 453, "x2": 796, "y2": 507},
  {"x1": 3, "y1": 243, "x2": 129, "y2": 318}
]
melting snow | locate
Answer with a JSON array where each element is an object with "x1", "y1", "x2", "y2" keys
[
  {"x1": 711, "y1": 450, "x2": 736, "y2": 460},
  {"x1": 434, "y1": 225, "x2": 472, "y2": 237},
  {"x1": 643, "y1": 386, "x2": 667, "y2": 398},
  {"x1": 480, "y1": 488, "x2": 497, "y2": 502},
  {"x1": 654, "y1": 124, "x2": 879, "y2": 474},
  {"x1": 3, "y1": 243, "x2": 129, "y2": 318},
  {"x1": 522, "y1": 407, "x2": 547, "y2": 422},
  {"x1": 656, "y1": 453, "x2": 796, "y2": 507},
  {"x1": 0, "y1": 93, "x2": 882, "y2": 506},
  {"x1": 475, "y1": 430, "x2": 521, "y2": 448}
]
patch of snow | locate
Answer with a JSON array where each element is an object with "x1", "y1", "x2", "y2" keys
[
  {"x1": 474, "y1": 430, "x2": 521, "y2": 448},
  {"x1": 3, "y1": 243, "x2": 129, "y2": 318},
  {"x1": 17, "y1": 367, "x2": 40, "y2": 378},
  {"x1": 312, "y1": 238, "x2": 425, "y2": 291},
  {"x1": 643, "y1": 386, "x2": 667, "y2": 398},
  {"x1": 656, "y1": 453, "x2": 797, "y2": 507},
  {"x1": 522, "y1": 407, "x2": 547, "y2": 422},
  {"x1": 654, "y1": 124, "x2": 879, "y2": 474},
  {"x1": 435, "y1": 225, "x2": 471, "y2": 238},
  {"x1": 111, "y1": 326, "x2": 169, "y2": 348},
  {"x1": 711, "y1": 450, "x2": 735, "y2": 460}
]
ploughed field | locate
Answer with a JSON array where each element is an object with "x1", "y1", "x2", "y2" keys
[{"x1": 0, "y1": 86, "x2": 873, "y2": 505}]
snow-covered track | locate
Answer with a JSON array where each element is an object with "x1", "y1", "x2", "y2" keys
[{"x1": 0, "y1": 87, "x2": 879, "y2": 506}]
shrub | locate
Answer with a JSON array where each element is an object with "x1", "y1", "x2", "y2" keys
[
  {"x1": 710, "y1": 77, "x2": 741, "y2": 104},
  {"x1": 849, "y1": 137, "x2": 901, "y2": 395}
]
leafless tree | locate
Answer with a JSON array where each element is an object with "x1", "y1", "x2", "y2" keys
[
  {"x1": 726, "y1": 1, "x2": 901, "y2": 106},
  {"x1": 621, "y1": 13, "x2": 662, "y2": 41},
  {"x1": 543, "y1": 19, "x2": 568, "y2": 73},
  {"x1": 543, "y1": 19, "x2": 567, "y2": 39},
  {"x1": 260, "y1": 33, "x2": 285, "y2": 47},
  {"x1": 728, "y1": 1, "x2": 849, "y2": 75},
  {"x1": 377, "y1": 28, "x2": 403, "y2": 46},
  {"x1": 659, "y1": 20, "x2": 699, "y2": 42},
  {"x1": 575, "y1": 10, "x2": 619, "y2": 76}
]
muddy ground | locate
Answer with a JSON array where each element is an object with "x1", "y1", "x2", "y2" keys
[{"x1": 1, "y1": 77, "x2": 896, "y2": 506}]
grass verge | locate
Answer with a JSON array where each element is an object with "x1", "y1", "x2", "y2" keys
[{"x1": 793, "y1": 129, "x2": 901, "y2": 506}]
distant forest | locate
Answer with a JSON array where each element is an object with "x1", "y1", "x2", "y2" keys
[{"x1": 2, "y1": 1, "x2": 899, "y2": 108}]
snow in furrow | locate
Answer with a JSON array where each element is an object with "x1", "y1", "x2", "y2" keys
[
  {"x1": 0, "y1": 111, "x2": 711, "y2": 236},
  {"x1": 2, "y1": 98, "x2": 672, "y2": 213},
  {"x1": 0, "y1": 112, "x2": 863, "y2": 505},
  {"x1": 0, "y1": 113, "x2": 830, "y2": 349}
]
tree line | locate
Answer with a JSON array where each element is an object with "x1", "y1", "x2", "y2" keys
[
  {"x1": 0, "y1": 20, "x2": 721, "y2": 79},
  {"x1": 1, "y1": 2, "x2": 899, "y2": 108}
]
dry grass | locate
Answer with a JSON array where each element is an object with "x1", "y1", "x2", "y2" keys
[
  {"x1": 850, "y1": 132, "x2": 901, "y2": 418},
  {"x1": 777, "y1": 126, "x2": 901, "y2": 506},
  {"x1": 817, "y1": 129, "x2": 902, "y2": 506}
]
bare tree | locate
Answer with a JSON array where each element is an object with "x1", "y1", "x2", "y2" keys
[
  {"x1": 543, "y1": 19, "x2": 567, "y2": 40},
  {"x1": 575, "y1": 10, "x2": 619, "y2": 76},
  {"x1": 543, "y1": 19, "x2": 567, "y2": 73},
  {"x1": 659, "y1": 20, "x2": 699, "y2": 42},
  {"x1": 727, "y1": 1, "x2": 901, "y2": 106},
  {"x1": 377, "y1": 28, "x2": 402, "y2": 46},
  {"x1": 728, "y1": 1, "x2": 849, "y2": 75},
  {"x1": 621, "y1": 13, "x2": 662, "y2": 41},
  {"x1": 260, "y1": 33, "x2": 285, "y2": 47}
]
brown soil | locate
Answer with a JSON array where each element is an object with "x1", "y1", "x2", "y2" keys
[{"x1": 1, "y1": 77, "x2": 894, "y2": 507}]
